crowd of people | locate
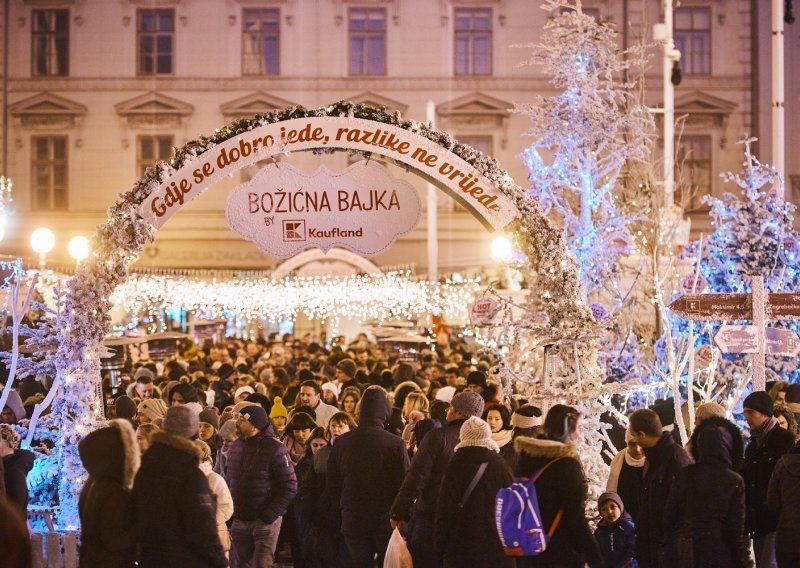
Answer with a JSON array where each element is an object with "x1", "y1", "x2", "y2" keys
[{"x1": 2, "y1": 331, "x2": 800, "y2": 568}]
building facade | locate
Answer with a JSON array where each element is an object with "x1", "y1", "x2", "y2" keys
[{"x1": 0, "y1": 0, "x2": 796, "y2": 272}]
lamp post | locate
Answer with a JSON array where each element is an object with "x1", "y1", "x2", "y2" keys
[
  {"x1": 30, "y1": 227, "x2": 55, "y2": 269},
  {"x1": 68, "y1": 235, "x2": 90, "y2": 264}
]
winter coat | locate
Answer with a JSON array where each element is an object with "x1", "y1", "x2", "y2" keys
[
  {"x1": 78, "y1": 421, "x2": 139, "y2": 568},
  {"x1": 200, "y1": 461, "x2": 233, "y2": 551},
  {"x1": 390, "y1": 417, "x2": 466, "y2": 522},
  {"x1": 132, "y1": 430, "x2": 227, "y2": 568},
  {"x1": 606, "y1": 450, "x2": 644, "y2": 522},
  {"x1": 665, "y1": 418, "x2": 749, "y2": 568},
  {"x1": 767, "y1": 443, "x2": 800, "y2": 556},
  {"x1": 636, "y1": 431, "x2": 691, "y2": 568},
  {"x1": 434, "y1": 445, "x2": 513, "y2": 568},
  {"x1": 513, "y1": 436, "x2": 604, "y2": 568},
  {"x1": 2, "y1": 449, "x2": 34, "y2": 512},
  {"x1": 211, "y1": 378, "x2": 234, "y2": 413},
  {"x1": 594, "y1": 512, "x2": 637, "y2": 568},
  {"x1": 224, "y1": 422, "x2": 297, "y2": 524},
  {"x1": 327, "y1": 388, "x2": 409, "y2": 536},
  {"x1": 739, "y1": 419, "x2": 795, "y2": 537}
]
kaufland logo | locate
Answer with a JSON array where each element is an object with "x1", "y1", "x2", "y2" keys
[{"x1": 283, "y1": 220, "x2": 306, "y2": 242}]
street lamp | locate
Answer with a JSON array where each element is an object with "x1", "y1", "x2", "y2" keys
[
  {"x1": 30, "y1": 227, "x2": 55, "y2": 269},
  {"x1": 68, "y1": 235, "x2": 90, "y2": 263}
]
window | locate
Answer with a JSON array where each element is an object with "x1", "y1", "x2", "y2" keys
[
  {"x1": 676, "y1": 135, "x2": 712, "y2": 210},
  {"x1": 137, "y1": 135, "x2": 174, "y2": 178},
  {"x1": 31, "y1": 136, "x2": 68, "y2": 211},
  {"x1": 137, "y1": 9, "x2": 174, "y2": 76},
  {"x1": 242, "y1": 8, "x2": 280, "y2": 75},
  {"x1": 454, "y1": 8, "x2": 492, "y2": 76},
  {"x1": 349, "y1": 8, "x2": 386, "y2": 76},
  {"x1": 32, "y1": 9, "x2": 69, "y2": 76},
  {"x1": 459, "y1": 135, "x2": 493, "y2": 157},
  {"x1": 674, "y1": 7, "x2": 711, "y2": 75}
]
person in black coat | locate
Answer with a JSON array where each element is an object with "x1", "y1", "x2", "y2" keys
[
  {"x1": 390, "y1": 390, "x2": 486, "y2": 568},
  {"x1": 629, "y1": 408, "x2": 692, "y2": 568},
  {"x1": 435, "y1": 416, "x2": 512, "y2": 568},
  {"x1": 78, "y1": 419, "x2": 139, "y2": 568},
  {"x1": 740, "y1": 392, "x2": 796, "y2": 567},
  {"x1": 132, "y1": 406, "x2": 226, "y2": 568},
  {"x1": 514, "y1": 404, "x2": 604, "y2": 568},
  {"x1": 768, "y1": 441, "x2": 800, "y2": 567},
  {"x1": 327, "y1": 386, "x2": 410, "y2": 568},
  {"x1": 0, "y1": 424, "x2": 34, "y2": 514},
  {"x1": 665, "y1": 416, "x2": 750, "y2": 568}
]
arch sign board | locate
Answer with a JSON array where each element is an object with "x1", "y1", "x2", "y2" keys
[{"x1": 140, "y1": 117, "x2": 519, "y2": 237}]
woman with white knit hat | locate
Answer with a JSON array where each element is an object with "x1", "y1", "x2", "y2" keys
[{"x1": 434, "y1": 416, "x2": 513, "y2": 567}]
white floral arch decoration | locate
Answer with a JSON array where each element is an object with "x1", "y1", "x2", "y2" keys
[{"x1": 50, "y1": 101, "x2": 599, "y2": 526}]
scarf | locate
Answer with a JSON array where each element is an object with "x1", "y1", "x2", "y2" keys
[
  {"x1": 750, "y1": 416, "x2": 778, "y2": 446},
  {"x1": 606, "y1": 448, "x2": 645, "y2": 492},
  {"x1": 284, "y1": 435, "x2": 306, "y2": 465},
  {"x1": 491, "y1": 428, "x2": 513, "y2": 449}
]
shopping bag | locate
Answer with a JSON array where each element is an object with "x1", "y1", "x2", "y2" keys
[{"x1": 383, "y1": 527, "x2": 413, "y2": 568}]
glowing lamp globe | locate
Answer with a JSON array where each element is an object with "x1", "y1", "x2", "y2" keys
[
  {"x1": 68, "y1": 236, "x2": 90, "y2": 262},
  {"x1": 490, "y1": 236, "x2": 513, "y2": 262},
  {"x1": 30, "y1": 227, "x2": 55, "y2": 254}
]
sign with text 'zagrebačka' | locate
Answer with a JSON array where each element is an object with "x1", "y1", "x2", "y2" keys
[{"x1": 226, "y1": 162, "x2": 421, "y2": 258}]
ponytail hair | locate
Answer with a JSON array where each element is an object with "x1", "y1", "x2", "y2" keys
[{"x1": 541, "y1": 404, "x2": 581, "y2": 443}]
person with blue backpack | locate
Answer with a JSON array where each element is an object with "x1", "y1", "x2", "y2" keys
[{"x1": 502, "y1": 404, "x2": 604, "y2": 567}]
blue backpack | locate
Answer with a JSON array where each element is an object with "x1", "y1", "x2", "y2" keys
[{"x1": 495, "y1": 457, "x2": 565, "y2": 557}]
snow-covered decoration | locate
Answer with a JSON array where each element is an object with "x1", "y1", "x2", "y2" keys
[
  {"x1": 50, "y1": 101, "x2": 600, "y2": 528},
  {"x1": 110, "y1": 271, "x2": 481, "y2": 331}
]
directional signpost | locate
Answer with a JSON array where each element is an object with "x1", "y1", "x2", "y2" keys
[{"x1": 670, "y1": 275, "x2": 800, "y2": 391}]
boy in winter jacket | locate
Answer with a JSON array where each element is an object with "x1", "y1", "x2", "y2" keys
[{"x1": 594, "y1": 492, "x2": 637, "y2": 568}]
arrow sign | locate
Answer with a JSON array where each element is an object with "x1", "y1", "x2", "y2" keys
[
  {"x1": 765, "y1": 327, "x2": 800, "y2": 356},
  {"x1": 670, "y1": 293, "x2": 800, "y2": 322},
  {"x1": 714, "y1": 325, "x2": 758, "y2": 353},
  {"x1": 767, "y1": 294, "x2": 800, "y2": 320}
]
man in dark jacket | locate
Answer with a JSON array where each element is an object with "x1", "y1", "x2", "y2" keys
[
  {"x1": 629, "y1": 408, "x2": 691, "y2": 568},
  {"x1": 212, "y1": 363, "x2": 237, "y2": 412},
  {"x1": 0, "y1": 424, "x2": 34, "y2": 514},
  {"x1": 768, "y1": 441, "x2": 800, "y2": 567},
  {"x1": 226, "y1": 404, "x2": 297, "y2": 568},
  {"x1": 328, "y1": 386, "x2": 409, "y2": 567},
  {"x1": 132, "y1": 406, "x2": 226, "y2": 568},
  {"x1": 740, "y1": 391, "x2": 795, "y2": 567},
  {"x1": 389, "y1": 390, "x2": 485, "y2": 568}
]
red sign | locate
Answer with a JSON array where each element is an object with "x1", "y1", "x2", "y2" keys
[{"x1": 469, "y1": 296, "x2": 500, "y2": 326}]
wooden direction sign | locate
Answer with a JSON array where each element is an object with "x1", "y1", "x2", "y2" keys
[
  {"x1": 765, "y1": 327, "x2": 800, "y2": 357},
  {"x1": 669, "y1": 293, "x2": 800, "y2": 321},
  {"x1": 714, "y1": 325, "x2": 800, "y2": 356}
]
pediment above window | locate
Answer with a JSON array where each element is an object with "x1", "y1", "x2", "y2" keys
[
  {"x1": 346, "y1": 92, "x2": 408, "y2": 115},
  {"x1": 333, "y1": 0, "x2": 398, "y2": 26},
  {"x1": 437, "y1": 93, "x2": 512, "y2": 149},
  {"x1": 115, "y1": 92, "x2": 193, "y2": 127},
  {"x1": 661, "y1": 91, "x2": 737, "y2": 147},
  {"x1": 220, "y1": 92, "x2": 298, "y2": 121},
  {"x1": 9, "y1": 92, "x2": 87, "y2": 129}
]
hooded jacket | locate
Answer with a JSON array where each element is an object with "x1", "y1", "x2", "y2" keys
[
  {"x1": 665, "y1": 418, "x2": 749, "y2": 568},
  {"x1": 78, "y1": 420, "x2": 140, "y2": 568},
  {"x1": 327, "y1": 388, "x2": 409, "y2": 535},
  {"x1": 767, "y1": 443, "x2": 800, "y2": 553},
  {"x1": 132, "y1": 430, "x2": 227, "y2": 568},
  {"x1": 225, "y1": 420, "x2": 297, "y2": 525},
  {"x1": 514, "y1": 436, "x2": 604, "y2": 568},
  {"x1": 2, "y1": 389, "x2": 26, "y2": 423}
]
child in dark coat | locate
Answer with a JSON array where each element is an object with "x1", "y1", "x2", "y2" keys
[{"x1": 594, "y1": 491, "x2": 637, "y2": 568}]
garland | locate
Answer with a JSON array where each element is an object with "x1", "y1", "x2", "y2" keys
[{"x1": 52, "y1": 101, "x2": 600, "y2": 528}]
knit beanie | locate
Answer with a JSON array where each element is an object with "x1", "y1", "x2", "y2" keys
[
  {"x1": 218, "y1": 419, "x2": 238, "y2": 442},
  {"x1": 137, "y1": 398, "x2": 168, "y2": 424},
  {"x1": 198, "y1": 408, "x2": 220, "y2": 431},
  {"x1": 598, "y1": 491, "x2": 625, "y2": 513},
  {"x1": 695, "y1": 402, "x2": 726, "y2": 424},
  {"x1": 435, "y1": 385, "x2": 456, "y2": 403},
  {"x1": 134, "y1": 367, "x2": 155, "y2": 381},
  {"x1": 235, "y1": 386, "x2": 255, "y2": 399},
  {"x1": 163, "y1": 405, "x2": 199, "y2": 439},
  {"x1": 455, "y1": 416, "x2": 499, "y2": 452},
  {"x1": 194, "y1": 439, "x2": 212, "y2": 463},
  {"x1": 240, "y1": 404, "x2": 269, "y2": 430},
  {"x1": 114, "y1": 395, "x2": 137, "y2": 421},
  {"x1": 450, "y1": 391, "x2": 485, "y2": 419},
  {"x1": 270, "y1": 396, "x2": 288, "y2": 419},
  {"x1": 743, "y1": 391, "x2": 774, "y2": 417},
  {"x1": 322, "y1": 382, "x2": 341, "y2": 399},
  {"x1": 336, "y1": 358, "x2": 357, "y2": 378}
]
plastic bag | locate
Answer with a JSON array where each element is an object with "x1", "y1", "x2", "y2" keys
[{"x1": 384, "y1": 527, "x2": 413, "y2": 568}]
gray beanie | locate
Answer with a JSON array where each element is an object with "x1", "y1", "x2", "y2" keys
[
  {"x1": 450, "y1": 391, "x2": 485, "y2": 419},
  {"x1": 163, "y1": 405, "x2": 199, "y2": 439}
]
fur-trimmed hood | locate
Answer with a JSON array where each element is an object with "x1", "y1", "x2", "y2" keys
[
  {"x1": 514, "y1": 436, "x2": 580, "y2": 460},
  {"x1": 150, "y1": 429, "x2": 203, "y2": 458},
  {"x1": 78, "y1": 419, "x2": 140, "y2": 489}
]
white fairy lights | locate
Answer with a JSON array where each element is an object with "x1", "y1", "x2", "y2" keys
[{"x1": 110, "y1": 271, "x2": 482, "y2": 327}]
